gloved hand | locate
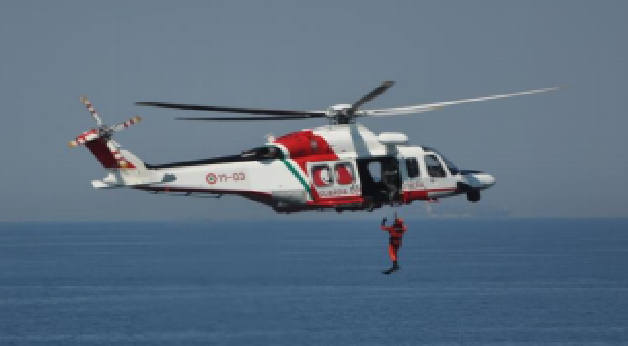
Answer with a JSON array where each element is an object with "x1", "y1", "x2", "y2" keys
[{"x1": 381, "y1": 217, "x2": 387, "y2": 226}]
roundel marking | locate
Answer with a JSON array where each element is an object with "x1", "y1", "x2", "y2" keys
[{"x1": 206, "y1": 173, "x2": 217, "y2": 185}]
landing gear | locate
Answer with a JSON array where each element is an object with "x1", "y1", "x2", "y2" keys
[{"x1": 466, "y1": 189, "x2": 481, "y2": 203}]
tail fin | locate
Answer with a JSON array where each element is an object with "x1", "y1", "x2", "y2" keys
[
  {"x1": 77, "y1": 136, "x2": 140, "y2": 170},
  {"x1": 69, "y1": 96, "x2": 171, "y2": 188}
]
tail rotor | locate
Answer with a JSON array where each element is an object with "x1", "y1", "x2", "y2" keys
[{"x1": 69, "y1": 96, "x2": 142, "y2": 169}]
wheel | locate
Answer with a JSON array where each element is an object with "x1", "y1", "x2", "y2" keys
[{"x1": 467, "y1": 189, "x2": 481, "y2": 203}]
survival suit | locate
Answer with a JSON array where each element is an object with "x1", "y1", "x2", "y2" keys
[{"x1": 381, "y1": 217, "x2": 407, "y2": 265}]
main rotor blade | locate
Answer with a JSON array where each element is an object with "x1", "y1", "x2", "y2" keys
[
  {"x1": 348, "y1": 81, "x2": 395, "y2": 114},
  {"x1": 361, "y1": 86, "x2": 564, "y2": 117},
  {"x1": 136, "y1": 102, "x2": 326, "y2": 117},
  {"x1": 176, "y1": 115, "x2": 324, "y2": 121}
]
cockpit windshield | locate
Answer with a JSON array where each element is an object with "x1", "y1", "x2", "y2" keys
[{"x1": 422, "y1": 146, "x2": 460, "y2": 175}]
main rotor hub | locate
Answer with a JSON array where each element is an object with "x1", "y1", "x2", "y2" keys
[
  {"x1": 327, "y1": 104, "x2": 355, "y2": 124},
  {"x1": 329, "y1": 104, "x2": 352, "y2": 112}
]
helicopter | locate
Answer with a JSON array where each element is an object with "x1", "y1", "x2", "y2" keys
[{"x1": 69, "y1": 81, "x2": 560, "y2": 213}]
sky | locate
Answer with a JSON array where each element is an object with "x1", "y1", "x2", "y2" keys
[{"x1": 1, "y1": 1, "x2": 627, "y2": 221}]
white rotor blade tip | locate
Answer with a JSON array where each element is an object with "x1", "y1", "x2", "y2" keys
[{"x1": 362, "y1": 85, "x2": 564, "y2": 117}]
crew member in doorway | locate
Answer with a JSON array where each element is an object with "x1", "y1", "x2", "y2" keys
[{"x1": 381, "y1": 212, "x2": 407, "y2": 275}]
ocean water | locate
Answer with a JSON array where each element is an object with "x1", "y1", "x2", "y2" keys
[{"x1": 0, "y1": 219, "x2": 627, "y2": 345}]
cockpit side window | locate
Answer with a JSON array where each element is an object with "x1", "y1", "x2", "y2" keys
[
  {"x1": 405, "y1": 158, "x2": 420, "y2": 178},
  {"x1": 425, "y1": 155, "x2": 447, "y2": 178},
  {"x1": 422, "y1": 147, "x2": 459, "y2": 175}
]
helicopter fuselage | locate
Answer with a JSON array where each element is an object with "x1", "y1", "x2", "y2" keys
[{"x1": 126, "y1": 123, "x2": 495, "y2": 213}]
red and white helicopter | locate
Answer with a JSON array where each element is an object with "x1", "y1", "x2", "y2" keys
[{"x1": 69, "y1": 82, "x2": 560, "y2": 213}]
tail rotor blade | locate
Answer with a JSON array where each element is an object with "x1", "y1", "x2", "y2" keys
[
  {"x1": 110, "y1": 116, "x2": 142, "y2": 132},
  {"x1": 80, "y1": 96, "x2": 103, "y2": 126}
]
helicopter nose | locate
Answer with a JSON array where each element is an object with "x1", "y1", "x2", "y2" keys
[
  {"x1": 478, "y1": 174, "x2": 496, "y2": 189},
  {"x1": 462, "y1": 171, "x2": 496, "y2": 190}
]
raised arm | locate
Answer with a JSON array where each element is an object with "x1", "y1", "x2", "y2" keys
[
  {"x1": 381, "y1": 226, "x2": 394, "y2": 232},
  {"x1": 381, "y1": 217, "x2": 392, "y2": 232}
]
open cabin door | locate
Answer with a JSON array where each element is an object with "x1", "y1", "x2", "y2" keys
[{"x1": 356, "y1": 156, "x2": 402, "y2": 204}]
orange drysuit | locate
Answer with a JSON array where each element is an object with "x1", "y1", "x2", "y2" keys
[{"x1": 381, "y1": 219, "x2": 407, "y2": 262}]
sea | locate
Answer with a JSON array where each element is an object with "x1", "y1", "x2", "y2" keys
[{"x1": 0, "y1": 219, "x2": 627, "y2": 345}]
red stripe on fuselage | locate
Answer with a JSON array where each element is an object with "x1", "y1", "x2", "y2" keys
[
  {"x1": 306, "y1": 195, "x2": 364, "y2": 207},
  {"x1": 402, "y1": 188, "x2": 457, "y2": 202}
]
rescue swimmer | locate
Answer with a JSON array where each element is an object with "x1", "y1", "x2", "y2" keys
[{"x1": 381, "y1": 213, "x2": 407, "y2": 275}]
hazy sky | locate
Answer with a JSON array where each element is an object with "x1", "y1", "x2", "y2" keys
[{"x1": 1, "y1": 1, "x2": 627, "y2": 221}]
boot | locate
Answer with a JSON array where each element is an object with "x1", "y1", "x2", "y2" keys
[{"x1": 383, "y1": 261, "x2": 400, "y2": 275}]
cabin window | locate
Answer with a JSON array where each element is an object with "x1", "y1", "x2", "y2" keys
[
  {"x1": 312, "y1": 165, "x2": 333, "y2": 187},
  {"x1": 367, "y1": 161, "x2": 382, "y2": 183},
  {"x1": 425, "y1": 155, "x2": 447, "y2": 178},
  {"x1": 405, "y1": 158, "x2": 420, "y2": 178},
  {"x1": 335, "y1": 163, "x2": 354, "y2": 185}
]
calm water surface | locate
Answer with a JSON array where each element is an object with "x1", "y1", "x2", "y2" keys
[{"x1": 0, "y1": 219, "x2": 627, "y2": 345}]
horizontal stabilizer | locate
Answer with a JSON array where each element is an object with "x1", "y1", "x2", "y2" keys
[{"x1": 91, "y1": 171, "x2": 176, "y2": 189}]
